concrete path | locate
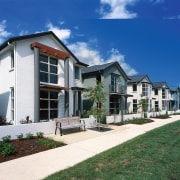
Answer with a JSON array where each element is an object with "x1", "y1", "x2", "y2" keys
[{"x1": 0, "y1": 115, "x2": 179, "y2": 180}]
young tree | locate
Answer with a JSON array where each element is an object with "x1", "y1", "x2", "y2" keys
[
  {"x1": 138, "y1": 97, "x2": 148, "y2": 118},
  {"x1": 84, "y1": 82, "x2": 107, "y2": 125}
]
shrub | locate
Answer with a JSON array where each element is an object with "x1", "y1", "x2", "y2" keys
[
  {"x1": 16, "y1": 133, "x2": 23, "y2": 140},
  {"x1": 38, "y1": 138, "x2": 64, "y2": 148},
  {"x1": 2, "y1": 135, "x2": 11, "y2": 143},
  {"x1": 1, "y1": 143, "x2": 15, "y2": 157},
  {"x1": 36, "y1": 132, "x2": 44, "y2": 138},
  {"x1": 26, "y1": 133, "x2": 33, "y2": 139}
]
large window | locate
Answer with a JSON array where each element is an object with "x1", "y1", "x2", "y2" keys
[
  {"x1": 40, "y1": 54, "x2": 58, "y2": 84},
  {"x1": 11, "y1": 88, "x2": 14, "y2": 120},
  {"x1": 142, "y1": 83, "x2": 148, "y2": 97},
  {"x1": 111, "y1": 74, "x2": 120, "y2": 93},
  {"x1": 40, "y1": 90, "x2": 58, "y2": 120},
  {"x1": 109, "y1": 96, "x2": 120, "y2": 114},
  {"x1": 133, "y1": 99, "x2": 137, "y2": 113}
]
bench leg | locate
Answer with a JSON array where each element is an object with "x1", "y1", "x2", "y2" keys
[{"x1": 60, "y1": 128, "x2": 63, "y2": 136}]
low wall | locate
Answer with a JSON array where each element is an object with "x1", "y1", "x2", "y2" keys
[
  {"x1": 106, "y1": 113, "x2": 141, "y2": 124},
  {"x1": 0, "y1": 121, "x2": 55, "y2": 139},
  {"x1": 0, "y1": 117, "x2": 97, "y2": 140}
]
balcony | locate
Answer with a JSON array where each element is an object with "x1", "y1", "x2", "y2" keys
[{"x1": 109, "y1": 84, "x2": 127, "y2": 95}]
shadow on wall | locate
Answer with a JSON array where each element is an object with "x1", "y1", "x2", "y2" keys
[{"x1": 0, "y1": 91, "x2": 10, "y2": 119}]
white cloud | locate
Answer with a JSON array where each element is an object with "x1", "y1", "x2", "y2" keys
[
  {"x1": 68, "y1": 42, "x2": 137, "y2": 76},
  {"x1": 0, "y1": 20, "x2": 11, "y2": 43},
  {"x1": 99, "y1": 0, "x2": 138, "y2": 19},
  {"x1": 105, "y1": 48, "x2": 137, "y2": 75},
  {"x1": 45, "y1": 22, "x2": 137, "y2": 76},
  {"x1": 149, "y1": 0, "x2": 164, "y2": 4},
  {"x1": 46, "y1": 22, "x2": 71, "y2": 43},
  {"x1": 166, "y1": 14, "x2": 180, "y2": 20}
]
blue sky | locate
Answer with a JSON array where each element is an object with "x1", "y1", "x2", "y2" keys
[{"x1": 0, "y1": 0, "x2": 180, "y2": 87}]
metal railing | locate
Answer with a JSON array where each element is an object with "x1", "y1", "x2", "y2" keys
[{"x1": 109, "y1": 84, "x2": 127, "y2": 94}]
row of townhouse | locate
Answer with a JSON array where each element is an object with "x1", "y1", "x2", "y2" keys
[
  {"x1": 0, "y1": 31, "x2": 179, "y2": 124},
  {"x1": 127, "y1": 75, "x2": 180, "y2": 113}
]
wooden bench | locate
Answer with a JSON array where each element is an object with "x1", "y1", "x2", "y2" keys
[{"x1": 54, "y1": 116, "x2": 86, "y2": 136}]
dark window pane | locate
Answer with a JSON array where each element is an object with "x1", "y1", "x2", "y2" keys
[
  {"x1": 50, "y1": 74, "x2": 57, "y2": 84},
  {"x1": 40, "y1": 100, "x2": 48, "y2": 109},
  {"x1": 50, "y1": 57, "x2": 58, "y2": 65},
  {"x1": 50, "y1": 100, "x2": 58, "y2": 108},
  {"x1": 50, "y1": 91, "x2": 58, "y2": 99},
  {"x1": 50, "y1": 110, "x2": 58, "y2": 119},
  {"x1": 50, "y1": 65, "x2": 57, "y2": 74},
  {"x1": 40, "y1": 90, "x2": 48, "y2": 99},
  {"x1": 40, "y1": 55, "x2": 48, "y2": 63},
  {"x1": 40, "y1": 63, "x2": 48, "y2": 72},
  {"x1": 40, "y1": 110, "x2": 48, "y2": 120},
  {"x1": 40, "y1": 72, "x2": 48, "y2": 83}
]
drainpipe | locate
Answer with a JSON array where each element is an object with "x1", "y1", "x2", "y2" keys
[
  {"x1": 64, "y1": 58, "x2": 69, "y2": 117},
  {"x1": 33, "y1": 47, "x2": 40, "y2": 122}
]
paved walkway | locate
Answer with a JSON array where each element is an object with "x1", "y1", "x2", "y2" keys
[{"x1": 0, "y1": 115, "x2": 179, "y2": 180}]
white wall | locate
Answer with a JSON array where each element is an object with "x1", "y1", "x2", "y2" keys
[
  {"x1": 0, "y1": 121, "x2": 56, "y2": 139},
  {"x1": 0, "y1": 49, "x2": 15, "y2": 121}
]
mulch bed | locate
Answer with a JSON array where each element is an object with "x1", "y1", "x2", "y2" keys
[{"x1": 0, "y1": 137, "x2": 65, "y2": 163}]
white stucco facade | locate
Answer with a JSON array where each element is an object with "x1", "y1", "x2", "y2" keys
[{"x1": 0, "y1": 32, "x2": 86, "y2": 124}]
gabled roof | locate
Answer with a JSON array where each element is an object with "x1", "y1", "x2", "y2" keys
[
  {"x1": 0, "y1": 31, "x2": 88, "y2": 67},
  {"x1": 152, "y1": 82, "x2": 169, "y2": 89},
  {"x1": 82, "y1": 61, "x2": 129, "y2": 80},
  {"x1": 128, "y1": 75, "x2": 152, "y2": 84}
]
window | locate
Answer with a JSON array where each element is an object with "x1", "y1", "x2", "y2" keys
[
  {"x1": 111, "y1": 74, "x2": 120, "y2": 93},
  {"x1": 40, "y1": 54, "x2": 58, "y2": 84},
  {"x1": 133, "y1": 99, "x2": 137, "y2": 113},
  {"x1": 11, "y1": 88, "x2": 14, "y2": 120},
  {"x1": 133, "y1": 84, "x2": 137, "y2": 92},
  {"x1": 154, "y1": 89, "x2": 158, "y2": 95},
  {"x1": 109, "y1": 96, "x2": 120, "y2": 114},
  {"x1": 155, "y1": 101, "x2": 159, "y2": 111},
  {"x1": 162, "y1": 89, "x2": 166, "y2": 99},
  {"x1": 40, "y1": 90, "x2": 58, "y2": 120},
  {"x1": 142, "y1": 83, "x2": 148, "y2": 97},
  {"x1": 75, "y1": 66, "x2": 80, "y2": 79},
  {"x1": 11, "y1": 50, "x2": 14, "y2": 69}
]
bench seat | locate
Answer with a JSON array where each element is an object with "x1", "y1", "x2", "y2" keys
[{"x1": 54, "y1": 117, "x2": 86, "y2": 136}]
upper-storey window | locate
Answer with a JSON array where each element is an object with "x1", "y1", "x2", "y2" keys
[
  {"x1": 111, "y1": 74, "x2": 121, "y2": 92},
  {"x1": 162, "y1": 89, "x2": 166, "y2": 99},
  {"x1": 40, "y1": 54, "x2": 58, "y2": 84},
  {"x1": 75, "y1": 66, "x2": 80, "y2": 80},
  {"x1": 11, "y1": 50, "x2": 14, "y2": 69},
  {"x1": 133, "y1": 84, "x2": 137, "y2": 92},
  {"x1": 142, "y1": 83, "x2": 148, "y2": 96},
  {"x1": 154, "y1": 89, "x2": 158, "y2": 95}
]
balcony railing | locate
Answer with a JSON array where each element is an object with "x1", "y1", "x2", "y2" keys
[{"x1": 109, "y1": 84, "x2": 127, "y2": 94}]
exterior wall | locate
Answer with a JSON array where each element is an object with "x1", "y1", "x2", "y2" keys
[
  {"x1": 0, "y1": 50, "x2": 15, "y2": 121},
  {"x1": 152, "y1": 88, "x2": 170, "y2": 111},
  {"x1": 127, "y1": 78, "x2": 152, "y2": 113}
]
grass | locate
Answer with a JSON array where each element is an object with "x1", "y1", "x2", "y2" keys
[{"x1": 44, "y1": 120, "x2": 180, "y2": 180}]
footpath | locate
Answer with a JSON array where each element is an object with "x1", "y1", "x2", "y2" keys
[{"x1": 0, "y1": 115, "x2": 179, "y2": 180}]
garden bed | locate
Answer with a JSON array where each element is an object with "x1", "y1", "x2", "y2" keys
[{"x1": 0, "y1": 137, "x2": 66, "y2": 163}]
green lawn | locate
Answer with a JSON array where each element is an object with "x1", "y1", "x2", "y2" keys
[{"x1": 44, "y1": 120, "x2": 180, "y2": 180}]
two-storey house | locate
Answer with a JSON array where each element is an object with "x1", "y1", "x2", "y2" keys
[
  {"x1": 82, "y1": 62, "x2": 130, "y2": 115},
  {"x1": 0, "y1": 31, "x2": 87, "y2": 124},
  {"x1": 127, "y1": 75, "x2": 152, "y2": 113},
  {"x1": 152, "y1": 82, "x2": 170, "y2": 111}
]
